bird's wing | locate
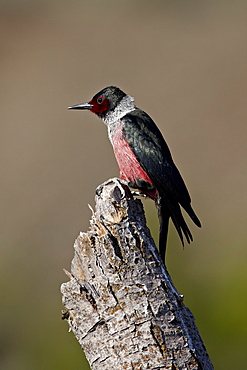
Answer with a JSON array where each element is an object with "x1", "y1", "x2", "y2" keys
[{"x1": 121, "y1": 109, "x2": 192, "y2": 208}]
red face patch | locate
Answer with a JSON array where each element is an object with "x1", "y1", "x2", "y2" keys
[{"x1": 89, "y1": 95, "x2": 109, "y2": 115}]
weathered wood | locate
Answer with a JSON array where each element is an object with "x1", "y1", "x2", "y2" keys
[{"x1": 61, "y1": 178, "x2": 213, "y2": 370}]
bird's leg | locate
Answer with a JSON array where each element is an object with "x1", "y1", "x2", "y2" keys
[{"x1": 127, "y1": 179, "x2": 154, "y2": 198}]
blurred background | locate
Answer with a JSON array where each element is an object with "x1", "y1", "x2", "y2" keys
[{"x1": 1, "y1": 0, "x2": 246, "y2": 369}]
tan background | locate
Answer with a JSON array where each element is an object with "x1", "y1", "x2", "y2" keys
[{"x1": 1, "y1": 1, "x2": 246, "y2": 369}]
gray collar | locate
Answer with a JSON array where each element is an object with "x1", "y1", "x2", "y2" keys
[{"x1": 103, "y1": 95, "x2": 136, "y2": 126}]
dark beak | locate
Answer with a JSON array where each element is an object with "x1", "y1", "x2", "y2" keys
[{"x1": 68, "y1": 102, "x2": 93, "y2": 110}]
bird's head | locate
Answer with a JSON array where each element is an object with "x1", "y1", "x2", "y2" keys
[{"x1": 68, "y1": 86, "x2": 127, "y2": 119}]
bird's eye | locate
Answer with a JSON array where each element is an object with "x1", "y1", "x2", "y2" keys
[{"x1": 97, "y1": 96, "x2": 104, "y2": 104}]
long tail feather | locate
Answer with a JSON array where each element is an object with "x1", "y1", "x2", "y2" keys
[
  {"x1": 170, "y1": 201, "x2": 193, "y2": 245},
  {"x1": 185, "y1": 204, "x2": 201, "y2": 228},
  {"x1": 157, "y1": 198, "x2": 170, "y2": 261},
  {"x1": 156, "y1": 196, "x2": 196, "y2": 261}
]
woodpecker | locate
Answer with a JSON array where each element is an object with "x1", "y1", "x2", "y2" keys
[{"x1": 69, "y1": 86, "x2": 201, "y2": 260}]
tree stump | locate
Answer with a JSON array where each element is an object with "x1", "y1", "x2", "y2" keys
[{"x1": 61, "y1": 178, "x2": 213, "y2": 369}]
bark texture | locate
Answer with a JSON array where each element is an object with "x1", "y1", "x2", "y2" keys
[{"x1": 61, "y1": 178, "x2": 213, "y2": 370}]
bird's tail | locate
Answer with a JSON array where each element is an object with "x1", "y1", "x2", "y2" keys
[
  {"x1": 170, "y1": 202, "x2": 193, "y2": 246},
  {"x1": 157, "y1": 198, "x2": 170, "y2": 261},
  {"x1": 184, "y1": 204, "x2": 201, "y2": 228},
  {"x1": 156, "y1": 196, "x2": 196, "y2": 261}
]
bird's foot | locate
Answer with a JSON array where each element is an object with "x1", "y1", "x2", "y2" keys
[{"x1": 131, "y1": 191, "x2": 147, "y2": 198}]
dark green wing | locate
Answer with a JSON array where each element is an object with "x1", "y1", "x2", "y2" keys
[{"x1": 122, "y1": 110, "x2": 190, "y2": 205}]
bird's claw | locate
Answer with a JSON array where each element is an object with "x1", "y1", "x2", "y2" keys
[{"x1": 131, "y1": 191, "x2": 147, "y2": 198}]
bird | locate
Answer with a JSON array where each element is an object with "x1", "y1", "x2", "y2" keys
[{"x1": 69, "y1": 86, "x2": 201, "y2": 261}]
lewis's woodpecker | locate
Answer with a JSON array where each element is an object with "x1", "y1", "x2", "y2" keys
[{"x1": 69, "y1": 86, "x2": 201, "y2": 260}]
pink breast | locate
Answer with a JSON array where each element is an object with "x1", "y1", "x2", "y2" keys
[{"x1": 112, "y1": 126, "x2": 157, "y2": 200}]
